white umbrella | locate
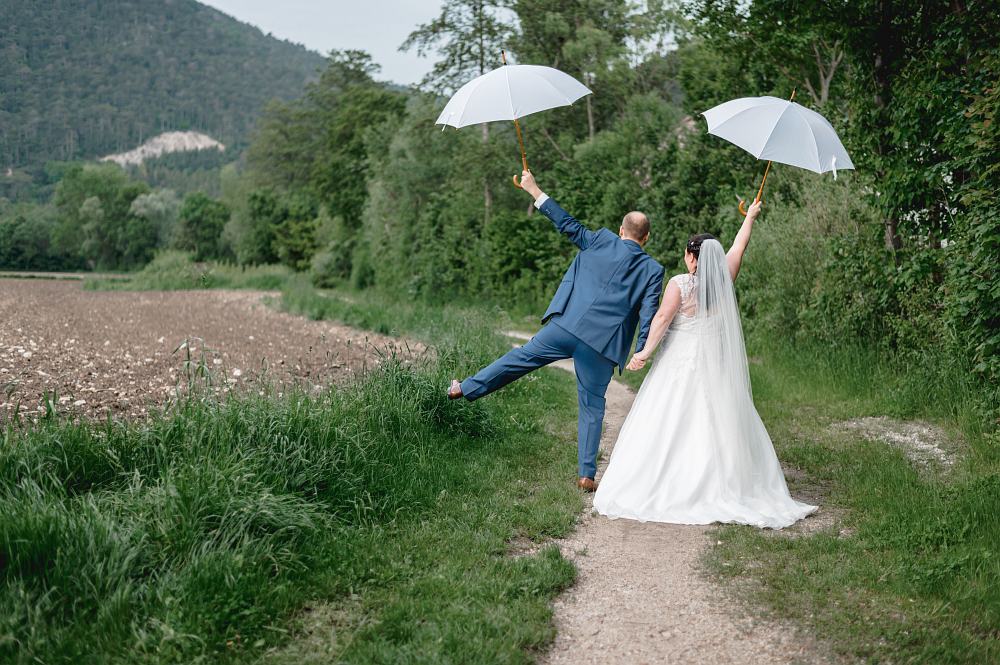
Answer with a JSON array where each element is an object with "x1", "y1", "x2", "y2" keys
[
  {"x1": 701, "y1": 93, "x2": 854, "y2": 213},
  {"x1": 436, "y1": 52, "x2": 592, "y2": 187}
]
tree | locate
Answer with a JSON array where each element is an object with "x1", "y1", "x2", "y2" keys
[
  {"x1": 173, "y1": 193, "x2": 230, "y2": 261},
  {"x1": 53, "y1": 163, "x2": 153, "y2": 269},
  {"x1": 230, "y1": 189, "x2": 283, "y2": 266},
  {"x1": 246, "y1": 51, "x2": 406, "y2": 272},
  {"x1": 130, "y1": 189, "x2": 181, "y2": 248},
  {"x1": 401, "y1": 0, "x2": 514, "y2": 93},
  {"x1": 272, "y1": 193, "x2": 320, "y2": 271},
  {"x1": 0, "y1": 202, "x2": 80, "y2": 271},
  {"x1": 401, "y1": 0, "x2": 514, "y2": 225}
]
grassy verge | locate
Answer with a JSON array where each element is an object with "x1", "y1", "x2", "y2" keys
[
  {"x1": 84, "y1": 251, "x2": 293, "y2": 291},
  {"x1": 1, "y1": 287, "x2": 583, "y2": 663},
  {"x1": 706, "y1": 339, "x2": 998, "y2": 664}
]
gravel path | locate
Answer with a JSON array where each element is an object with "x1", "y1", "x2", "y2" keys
[
  {"x1": 0, "y1": 279, "x2": 417, "y2": 422},
  {"x1": 503, "y1": 331, "x2": 827, "y2": 665}
]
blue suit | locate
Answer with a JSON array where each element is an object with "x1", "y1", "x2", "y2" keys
[{"x1": 462, "y1": 197, "x2": 665, "y2": 478}]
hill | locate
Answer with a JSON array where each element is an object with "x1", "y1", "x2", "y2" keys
[{"x1": 0, "y1": 0, "x2": 326, "y2": 198}]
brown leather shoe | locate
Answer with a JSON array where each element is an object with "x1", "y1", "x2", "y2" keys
[
  {"x1": 447, "y1": 379, "x2": 464, "y2": 400},
  {"x1": 577, "y1": 477, "x2": 597, "y2": 492}
]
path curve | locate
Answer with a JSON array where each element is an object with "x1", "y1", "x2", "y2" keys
[{"x1": 503, "y1": 331, "x2": 827, "y2": 665}]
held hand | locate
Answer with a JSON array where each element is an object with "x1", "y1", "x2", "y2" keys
[
  {"x1": 627, "y1": 351, "x2": 649, "y2": 371},
  {"x1": 519, "y1": 170, "x2": 542, "y2": 198},
  {"x1": 746, "y1": 199, "x2": 763, "y2": 222}
]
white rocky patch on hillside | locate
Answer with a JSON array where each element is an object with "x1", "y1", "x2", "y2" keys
[{"x1": 100, "y1": 131, "x2": 225, "y2": 166}]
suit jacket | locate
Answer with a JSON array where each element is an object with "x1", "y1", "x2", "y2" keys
[{"x1": 538, "y1": 196, "x2": 665, "y2": 371}]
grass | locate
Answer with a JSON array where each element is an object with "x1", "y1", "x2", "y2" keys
[
  {"x1": 19, "y1": 248, "x2": 1000, "y2": 662},
  {"x1": 704, "y1": 339, "x2": 999, "y2": 664},
  {"x1": 84, "y1": 251, "x2": 293, "y2": 291},
  {"x1": 0, "y1": 287, "x2": 584, "y2": 664}
]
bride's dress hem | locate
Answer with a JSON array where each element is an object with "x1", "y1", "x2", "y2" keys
[{"x1": 594, "y1": 501, "x2": 818, "y2": 531}]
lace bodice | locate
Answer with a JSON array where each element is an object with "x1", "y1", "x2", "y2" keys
[{"x1": 669, "y1": 273, "x2": 698, "y2": 319}]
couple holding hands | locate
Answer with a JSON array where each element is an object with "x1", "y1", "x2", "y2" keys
[{"x1": 449, "y1": 171, "x2": 815, "y2": 529}]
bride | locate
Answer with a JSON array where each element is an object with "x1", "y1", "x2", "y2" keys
[{"x1": 593, "y1": 201, "x2": 816, "y2": 529}]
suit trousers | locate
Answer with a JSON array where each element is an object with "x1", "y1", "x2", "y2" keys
[{"x1": 460, "y1": 321, "x2": 615, "y2": 479}]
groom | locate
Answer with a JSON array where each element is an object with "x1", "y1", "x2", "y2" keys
[{"x1": 448, "y1": 170, "x2": 665, "y2": 491}]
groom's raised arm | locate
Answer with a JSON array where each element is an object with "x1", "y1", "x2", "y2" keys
[
  {"x1": 519, "y1": 170, "x2": 597, "y2": 250},
  {"x1": 635, "y1": 266, "x2": 665, "y2": 353}
]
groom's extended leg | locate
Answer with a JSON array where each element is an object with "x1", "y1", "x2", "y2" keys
[
  {"x1": 571, "y1": 340, "x2": 615, "y2": 480},
  {"x1": 460, "y1": 323, "x2": 573, "y2": 401}
]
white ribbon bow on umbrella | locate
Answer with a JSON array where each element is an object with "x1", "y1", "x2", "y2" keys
[
  {"x1": 436, "y1": 51, "x2": 592, "y2": 188},
  {"x1": 702, "y1": 92, "x2": 855, "y2": 214}
]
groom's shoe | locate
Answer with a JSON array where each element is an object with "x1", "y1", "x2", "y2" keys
[
  {"x1": 577, "y1": 477, "x2": 597, "y2": 492},
  {"x1": 447, "y1": 379, "x2": 464, "y2": 400}
]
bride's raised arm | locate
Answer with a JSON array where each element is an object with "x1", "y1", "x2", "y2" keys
[
  {"x1": 626, "y1": 280, "x2": 681, "y2": 371},
  {"x1": 726, "y1": 200, "x2": 762, "y2": 281}
]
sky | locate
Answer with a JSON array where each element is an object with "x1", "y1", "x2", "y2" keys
[{"x1": 199, "y1": 0, "x2": 445, "y2": 85}]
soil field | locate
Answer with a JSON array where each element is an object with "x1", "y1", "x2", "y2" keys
[{"x1": 0, "y1": 279, "x2": 417, "y2": 422}]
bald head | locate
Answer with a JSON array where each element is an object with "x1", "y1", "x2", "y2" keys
[{"x1": 620, "y1": 211, "x2": 650, "y2": 244}]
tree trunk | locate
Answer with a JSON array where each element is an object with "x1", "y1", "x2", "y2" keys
[
  {"x1": 874, "y1": 0, "x2": 902, "y2": 254},
  {"x1": 482, "y1": 122, "x2": 492, "y2": 227},
  {"x1": 586, "y1": 92, "x2": 595, "y2": 141},
  {"x1": 476, "y1": 2, "x2": 491, "y2": 228}
]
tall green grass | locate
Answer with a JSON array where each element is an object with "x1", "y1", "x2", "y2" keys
[
  {"x1": 0, "y1": 291, "x2": 582, "y2": 663},
  {"x1": 706, "y1": 337, "x2": 999, "y2": 664},
  {"x1": 84, "y1": 251, "x2": 293, "y2": 291}
]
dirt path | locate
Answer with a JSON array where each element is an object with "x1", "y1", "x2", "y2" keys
[
  {"x1": 0, "y1": 280, "x2": 418, "y2": 421},
  {"x1": 503, "y1": 331, "x2": 826, "y2": 665}
]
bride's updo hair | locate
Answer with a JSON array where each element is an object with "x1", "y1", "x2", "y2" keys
[{"x1": 686, "y1": 233, "x2": 717, "y2": 258}]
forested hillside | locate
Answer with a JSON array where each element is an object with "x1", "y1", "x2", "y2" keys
[{"x1": 0, "y1": 0, "x2": 325, "y2": 199}]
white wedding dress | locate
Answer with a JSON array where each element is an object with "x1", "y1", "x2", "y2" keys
[{"x1": 593, "y1": 240, "x2": 816, "y2": 529}]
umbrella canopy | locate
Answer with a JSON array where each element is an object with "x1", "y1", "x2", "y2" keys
[
  {"x1": 702, "y1": 95, "x2": 854, "y2": 175},
  {"x1": 436, "y1": 64, "x2": 592, "y2": 128}
]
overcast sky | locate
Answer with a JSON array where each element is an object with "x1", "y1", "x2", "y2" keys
[{"x1": 199, "y1": 0, "x2": 445, "y2": 85}]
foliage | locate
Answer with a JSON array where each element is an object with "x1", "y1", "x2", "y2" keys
[
  {"x1": 228, "y1": 188, "x2": 323, "y2": 271},
  {"x1": 84, "y1": 251, "x2": 292, "y2": 292},
  {"x1": 173, "y1": 192, "x2": 231, "y2": 261},
  {"x1": 130, "y1": 188, "x2": 181, "y2": 248},
  {"x1": 683, "y1": 0, "x2": 1000, "y2": 398},
  {"x1": 943, "y1": 49, "x2": 1000, "y2": 404},
  {"x1": 0, "y1": 0, "x2": 324, "y2": 201},
  {"x1": 52, "y1": 163, "x2": 154, "y2": 270},
  {"x1": 246, "y1": 51, "x2": 407, "y2": 277},
  {"x1": 0, "y1": 202, "x2": 83, "y2": 271},
  {"x1": 400, "y1": 0, "x2": 514, "y2": 92},
  {"x1": 125, "y1": 147, "x2": 238, "y2": 198}
]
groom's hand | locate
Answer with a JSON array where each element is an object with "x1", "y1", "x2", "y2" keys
[{"x1": 520, "y1": 170, "x2": 543, "y2": 199}]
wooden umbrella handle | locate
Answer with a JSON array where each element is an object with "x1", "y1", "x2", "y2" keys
[
  {"x1": 739, "y1": 159, "x2": 773, "y2": 214},
  {"x1": 511, "y1": 117, "x2": 528, "y2": 188},
  {"x1": 500, "y1": 50, "x2": 531, "y2": 189}
]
